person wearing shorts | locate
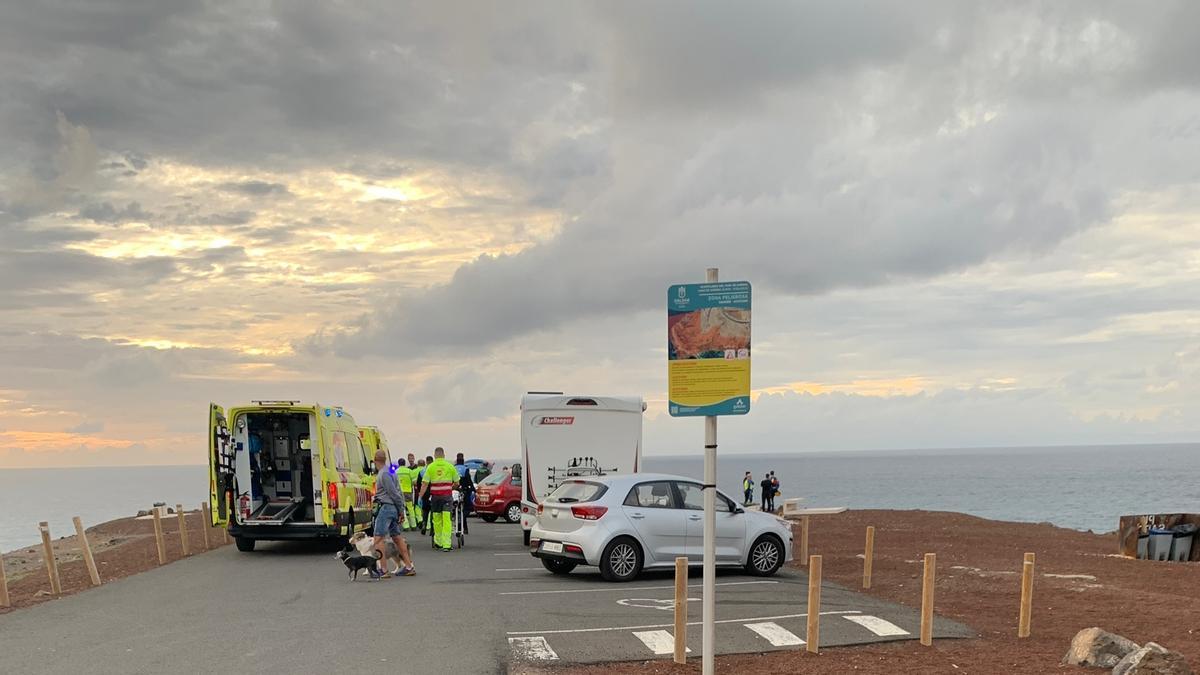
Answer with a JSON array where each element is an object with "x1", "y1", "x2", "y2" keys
[{"x1": 372, "y1": 450, "x2": 415, "y2": 576}]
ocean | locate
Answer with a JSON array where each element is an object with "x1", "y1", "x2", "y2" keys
[{"x1": 2, "y1": 444, "x2": 1196, "y2": 552}]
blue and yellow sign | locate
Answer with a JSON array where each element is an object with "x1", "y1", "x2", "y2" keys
[{"x1": 667, "y1": 281, "x2": 751, "y2": 416}]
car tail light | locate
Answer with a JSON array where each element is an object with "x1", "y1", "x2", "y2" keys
[
  {"x1": 571, "y1": 505, "x2": 608, "y2": 520},
  {"x1": 565, "y1": 544, "x2": 583, "y2": 555},
  {"x1": 537, "y1": 503, "x2": 543, "y2": 515},
  {"x1": 328, "y1": 483, "x2": 338, "y2": 509}
]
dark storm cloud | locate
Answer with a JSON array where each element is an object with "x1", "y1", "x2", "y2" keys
[
  {"x1": 76, "y1": 200, "x2": 150, "y2": 223},
  {"x1": 217, "y1": 180, "x2": 292, "y2": 197},
  {"x1": 0, "y1": 249, "x2": 176, "y2": 307}
]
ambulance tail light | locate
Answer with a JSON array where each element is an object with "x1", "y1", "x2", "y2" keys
[
  {"x1": 537, "y1": 503, "x2": 543, "y2": 516},
  {"x1": 328, "y1": 483, "x2": 339, "y2": 509},
  {"x1": 571, "y1": 505, "x2": 608, "y2": 521}
]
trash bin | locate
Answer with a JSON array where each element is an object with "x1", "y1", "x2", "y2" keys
[
  {"x1": 1170, "y1": 524, "x2": 1196, "y2": 562},
  {"x1": 1137, "y1": 533, "x2": 1149, "y2": 560},
  {"x1": 1148, "y1": 527, "x2": 1175, "y2": 561}
]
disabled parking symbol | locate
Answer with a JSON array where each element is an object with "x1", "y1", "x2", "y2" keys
[{"x1": 617, "y1": 597, "x2": 700, "y2": 611}]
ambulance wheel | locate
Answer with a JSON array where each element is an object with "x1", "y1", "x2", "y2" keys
[
  {"x1": 523, "y1": 529, "x2": 531, "y2": 546},
  {"x1": 480, "y1": 514, "x2": 498, "y2": 523},
  {"x1": 234, "y1": 537, "x2": 255, "y2": 552}
]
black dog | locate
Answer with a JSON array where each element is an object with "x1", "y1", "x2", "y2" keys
[{"x1": 335, "y1": 547, "x2": 382, "y2": 581}]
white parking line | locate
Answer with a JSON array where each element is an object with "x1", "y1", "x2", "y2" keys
[
  {"x1": 744, "y1": 621, "x2": 805, "y2": 646},
  {"x1": 843, "y1": 615, "x2": 910, "y2": 636},
  {"x1": 494, "y1": 552, "x2": 527, "y2": 556},
  {"x1": 496, "y1": 567, "x2": 543, "y2": 572},
  {"x1": 507, "y1": 610, "x2": 861, "y2": 636},
  {"x1": 508, "y1": 636, "x2": 558, "y2": 661},
  {"x1": 632, "y1": 630, "x2": 689, "y2": 655},
  {"x1": 500, "y1": 579, "x2": 778, "y2": 596}
]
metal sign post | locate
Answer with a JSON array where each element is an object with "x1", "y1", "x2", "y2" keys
[
  {"x1": 667, "y1": 268, "x2": 751, "y2": 675},
  {"x1": 702, "y1": 267, "x2": 718, "y2": 675}
]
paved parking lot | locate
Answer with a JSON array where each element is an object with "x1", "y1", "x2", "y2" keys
[{"x1": 0, "y1": 520, "x2": 972, "y2": 674}]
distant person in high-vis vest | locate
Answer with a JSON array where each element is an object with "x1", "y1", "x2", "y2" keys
[
  {"x1": 421, "y1": 447, "x2": 458, "y2": 551},
  {"x1": 742, "y1": 471, "x2": 754, "y2": 506},
  {"x1": 395, "y1": 458, "x2": 417, "y2": 530}
]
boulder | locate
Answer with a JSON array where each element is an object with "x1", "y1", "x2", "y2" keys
[
  {"x1": 1113, "y1": 643, "x2": 1193, "y2": 675},
  {"x1": 1063, "y1": 627, "x2": 1140, "y2": 668}
]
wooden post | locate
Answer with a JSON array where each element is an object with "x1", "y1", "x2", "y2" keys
[
  {"x1": 806, "y1": 554, "x2": 822, "y2": 653},
  {"x1": 176, "y1": 504, "x2": 190, "y2": 556},
  {"x1": 38, "y1": 522, "x2": 62, "y2": 595},
  {"x1": 920, "y1": 553, "x2": 936, "y2": 646},
  {"x1": 1018, "y1": 552, "x2": 1035, "y2": 638},
  {"x1": 199, "y1": 502, "x2": 211, "y2": 550},
  {"x1": 152, "y1": 507, "x2": 166, "y2": 564},
  {"x1": 0, "y1": 550, "x2": 10, "y2": 607},
  {"x1": 800, "y1": 515, "x2": 810, "y2": 565},
  {"x1": 674, "y1": 556, "x2": 688, "y2": 664},
  {"x1": 863, "y1": 526, "x2": 875, "y2": 589},
  {"x1": 72, "y1": 516, "x2": 101, "y2": 587}
]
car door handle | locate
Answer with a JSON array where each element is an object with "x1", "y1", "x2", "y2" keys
[
  {"x1": 629, "y1": 513, "x2": 645, "y2": 519},
  {"x1": 688, "y1": 515, "x2": 702, "y2": 521}
]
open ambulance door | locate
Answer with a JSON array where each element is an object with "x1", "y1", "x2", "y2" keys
[{"x1": 209, "y1": 404, "x2": 235, "y2": 526}]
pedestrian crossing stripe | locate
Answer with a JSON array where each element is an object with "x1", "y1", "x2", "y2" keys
[
  {"x1": 744, "y1": 621, "x2": 805, "y2": 646},
  {"x1": 632, "y1": 630, "x2": 689, "y2": 655},
  {"x1": 508, "y1": 636, "x2": 558, "y2": 661},
  {"x1": 843, "y1": 615, "x2": 910, "y2": 636}
]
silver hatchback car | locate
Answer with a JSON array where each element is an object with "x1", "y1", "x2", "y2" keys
[{"x1": 530, "y1": 473, "x2": 793, "y2": 581}]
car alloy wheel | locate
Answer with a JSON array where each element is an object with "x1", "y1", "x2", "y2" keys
[
  {"x1": 609, "y1": 542, "x2": 638, "y2": 577},
  {"x1": 751, "y1": 538, "x2": 780, "y2": 573},
  {"x1": 506, "y1": 503, "x2": 521, "y2": 523}
]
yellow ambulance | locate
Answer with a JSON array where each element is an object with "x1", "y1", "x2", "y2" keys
[
  {"x1": 208, "y1": 401, "x2": 378, "y2": 552},
  {"x1": 357, "y1": 425, "x2": 391, "y2": 465}
]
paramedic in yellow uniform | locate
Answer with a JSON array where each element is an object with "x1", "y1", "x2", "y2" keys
[
  {"x1": 420, "y1": 447, "x2": 458, "y2": 551},
  {"x1": 396, "y1": 459, "x2": 417, "y2": 530}
]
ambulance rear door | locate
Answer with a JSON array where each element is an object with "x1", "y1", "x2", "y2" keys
[{"x1": 208, "y1": 403, "x2": 235, "y2": 526}]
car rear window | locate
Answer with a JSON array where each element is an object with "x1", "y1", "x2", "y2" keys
[
  {"x1": 547, "y1": 480, "x2": 607, "y2": 503},
  {"x1": 479, "y1": 472, "x2": 507, "y2": 486}
]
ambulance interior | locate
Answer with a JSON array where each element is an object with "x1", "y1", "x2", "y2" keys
[{"x1": 236, "y1": 412, "x2": 318, "y2": 524}]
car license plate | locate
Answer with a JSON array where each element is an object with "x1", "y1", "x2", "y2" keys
[{"x1": 542, "y1": 541, "x2": 563, "y2": 554}]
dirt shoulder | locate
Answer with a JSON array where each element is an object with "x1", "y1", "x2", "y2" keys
[
  {"x1": 1, "y1": 511, "x2": 229, "y2": 614},
  {"x1": 542, "y1": 509, "x2": 1199, "y2": 674}
]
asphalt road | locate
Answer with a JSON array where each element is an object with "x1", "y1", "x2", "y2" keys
[{"x1": 0, "y1": 521, "x2": 972, "y2": 674}]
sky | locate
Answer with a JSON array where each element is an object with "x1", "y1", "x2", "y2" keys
[{"x1": 1, "y1": 1, "x2": 1198, "y2": 468}]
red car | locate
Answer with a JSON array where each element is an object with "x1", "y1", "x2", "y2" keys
[{"x1": 474, "y1": 470, "x2": 524, "y2": 523}]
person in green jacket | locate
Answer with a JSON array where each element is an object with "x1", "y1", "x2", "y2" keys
[
  {"x1": 396, "y1": 458, "x2": 417, "y2": 531},
  {"x1": 420, "y1": 447, "x2": 459, "y2": 551}
]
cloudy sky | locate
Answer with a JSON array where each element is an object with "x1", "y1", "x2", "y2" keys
[{"x1": 1, "y1": 1, "x2": 1198, "y2": 468}]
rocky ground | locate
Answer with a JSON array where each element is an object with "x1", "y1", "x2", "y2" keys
[
  {"x1": 1, "y1": 510, "x2": 228, "y2": 613},
  {"x1": 541, "y1": 509, "x2": 1199, "y2": 674}
]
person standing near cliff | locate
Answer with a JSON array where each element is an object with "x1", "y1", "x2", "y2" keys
[{"x1": 742, "y1": 471, "x2": 754, "y2": 506}]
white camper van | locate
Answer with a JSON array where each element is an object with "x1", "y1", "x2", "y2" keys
[{"x1": 518, "y1": 393, "x2": 645, "y2": 545}]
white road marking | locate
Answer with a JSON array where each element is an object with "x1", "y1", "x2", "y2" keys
[
  {"x1": 744, "y1": 621, "x2": 805, "y2": 646},
  {"x1": 494, "y1": 552, "x2": 527, "y2": 556},
  {"x1": 843, "y1": 615, "x2": 910, "y2": 636},
  {"x1": 632, "y1": 630, "x2": 689, "y2": 655},
  {"x1": 500, "y1": 579, "x2": 778, "y2": 596},
  {"x1": 507, "y1": 610, "x2": 861, "y2": 636},
  {"x1": 617, "y1": 597, "x2": 699, "y2": 611},
  {"x1": 508, "y1": 636, "x2": 558, "y2": 661},
  {"x1": 497, "y1": 567, "x2": 543, "y2": 572}
]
